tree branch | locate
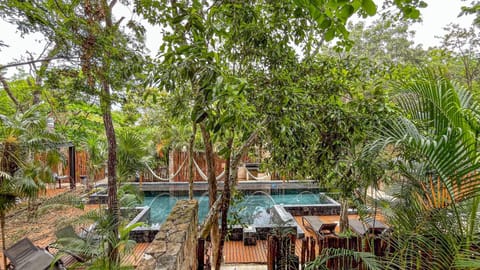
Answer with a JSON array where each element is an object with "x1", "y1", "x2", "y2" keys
[
  {"x1": 198, "y1": 196, "x2": 222, "y2": 238},
  {"x1": 0, "y1": 74, "x2": 22, "y2": 111},
  {"x1": 0, "y1": 57, "x2": 67, "y2": 70}
]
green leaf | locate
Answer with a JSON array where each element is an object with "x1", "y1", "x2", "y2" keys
[
  {"x1": 361, "y1": 0, "x2": 377, "y2": 16},
  {"x1": 325, "y1": 27, "x2": 336, "y2": 41},
  {"x1": 405, "y1": 8, "x2": 420, "y2": 19},
  {"x1": 319, "y1": 16, "x2": 332, "y2": 29},
  {"x1": 338, "y1": 4, "x2": 354, "y2": 21}
]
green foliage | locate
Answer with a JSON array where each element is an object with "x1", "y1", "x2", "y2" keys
[
  {"x1": 369, "y1": 70, "x2": 480, "y2": 269},
  {"x1": 80, "y1": 134, "x2": 106, "y2": 189},
  {"x1": 116, "y1": 129, "x2": 152, "y2": 181},
  {"x1": 305, "y1": 247, "x2": 382, "y2": 270},
  {"x1": 54, "y1": 209, "x2": 140, "y2": 270},
  {"x1": 262, "y1": 55, "x2": 389, "y2": 184},
  {"x1": 118, "y1": 184, "x2": 143, "y2": 208},
  {"x1": 294, "y1": 0, "x2": 427, "y2": 47},
  {"x1": 0, "y1": 105, "x2": 64, "y2": 206},
  {"x1": 439, "y1": 24, "x2": 480, "y2": 92},
  {"x1": 460, "y1": 1, "x2": 480, "y2": 27}
]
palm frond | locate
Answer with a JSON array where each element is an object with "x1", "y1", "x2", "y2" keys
[{"x1": 394, "y1": 75, "x2": 477, "y2": 152}]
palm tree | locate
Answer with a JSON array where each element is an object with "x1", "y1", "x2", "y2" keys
[
  {"x1": 81, "y1": 135, "x2": 107, "y2": 191},
  {"x1": 368, "y1": 70, "x2": 480, "y2": 269},
  {"x1": 0, "y1": 105, "x2": 63, "y2": 269},
  {"x1": 116, "y1": 129, "x2": 152, "y2": 182}
]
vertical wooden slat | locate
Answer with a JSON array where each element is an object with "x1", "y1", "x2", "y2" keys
[
  {"x1": 309, "y1": 238, "x2": 316, "y2": 262},
  {"x1": 300, "y1": 238, "x2": 306, "y2": 266},
  {"x1": 197, "y1": 238, "x2": 205, "y2": 270},
  {"x1": 267, "y1": 235, "x2": 277, "y2": 270}
]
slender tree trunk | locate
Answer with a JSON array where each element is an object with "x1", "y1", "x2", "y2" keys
[
  {"x1": 188, "y1": 123, "x2": 197, "y2": 199},
  {"x1": 215, "y1": 130, "x2": 260, "y2": 269},
  {"x1": 339, "y1": 197, "x2": 349, "y2": 232},
  {"x1": 99, "y1": 2, "x2": 120, "y2": 266},
  {"x1": 215, "y1": 137, "x2": 233, "y2": 270},
  {"x1": 200, "y1": 122, "x2": 219, "y2": 268},
  {"x1": 1, "y1": 211, "x2": 6, "y2": 270},
  {"x1": 101, "y1": 80, "x2": 119, "y2": 267}
]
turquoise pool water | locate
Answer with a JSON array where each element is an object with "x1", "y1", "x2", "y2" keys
[{"x1": 143, "y1": 191, "x2": 332, "y2": 225}]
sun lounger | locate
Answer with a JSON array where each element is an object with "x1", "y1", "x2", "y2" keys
[
  {"x1": 348, "y1": 218, "x2": 389, "y2": 236},
  {"x1": 302, "y1": 216, "x2": 337, "y2": 240},
  {"x1": 3, "y1": 237, "x2": 62, "y2": 270}
]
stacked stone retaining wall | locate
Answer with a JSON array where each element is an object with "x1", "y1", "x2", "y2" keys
[{"x1": 137, "y1": 200, "x2": 198, "y2": 270}]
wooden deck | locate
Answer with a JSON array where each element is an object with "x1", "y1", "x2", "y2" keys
[
  {"x1": 223, "y1": 215, "x2": 372, "y2": 264},
  {"x1": 223, "y1": 216, "x2": 326, "y2": 264},
  {"x1": 122, "y1": 243, "x2": 150, "y2": 267}
]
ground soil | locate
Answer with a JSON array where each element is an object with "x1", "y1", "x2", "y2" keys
[{"x1": 1, "y1": 186, "x2": 99, "y2": 268}]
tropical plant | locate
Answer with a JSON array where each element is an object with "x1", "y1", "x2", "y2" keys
[
  {"x1": 0, "y1": 105, "x2": 63, "y2": 269},
  {"x1": 81, "y1": 135, "x2": 106, "y2": 191},
  {"x1": 368, "y1": 70, "x2": 480, "y2": 269},
  {"x1": 116, "y1": 129, "x2": 151, "y2": 182},
  {"x1": 53, "y1": 209, "x2": 141, "y2": 270}
]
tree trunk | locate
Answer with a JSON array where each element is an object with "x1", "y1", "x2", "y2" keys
[
  {"x1": 215, "y1": 130, "x2": 260, "y2": 269},
  {"x1": 99, "y1": 2, "x2": 120, "y2": 266},
  {"x1": 215, "y1": 137, "x2": 233, "y2": 270},
  {"x1": 339, "y1": 197, "x2": 349, "y2": 233},
  {"x1": 199, "y1": 196, "x2": 222, "y2": 238},
  {"x1": 1, "y1": 211, "x2": 6, "y2": 270},
  {"x1": 200, "y1": 122, "x2": 219, "y2": 268},
  {"x1": 101, "y1": 80, "x2": 119, "y2": 267},
  {"x1": 188, "y1": 123, "x2": 197, "y2": 199}
]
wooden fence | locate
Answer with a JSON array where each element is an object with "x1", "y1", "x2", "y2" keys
[
  {"x1": 50, "y1": 149, "x2": 105, "y2": 187},
  {"x1": 268, "y1": 234, "x2": 298, "y2": 270},
  {"x1": 169, "y1": 151, "x2": 226, "y2": 182},
  {"x1": 296, "y1": 235, "x2": 391, "y2": 270}
]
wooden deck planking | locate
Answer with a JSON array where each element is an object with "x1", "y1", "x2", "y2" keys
[
  {"x1": 121, "y1": 242, "x2": 150, "y2": 267},
  {"x1": 223, "y1": 214, "x2": 377, "y2": 265}
]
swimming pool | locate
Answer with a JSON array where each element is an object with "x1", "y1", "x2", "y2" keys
[{"x1": 143, "y1": 188, "x2": 338, "y2": 225}]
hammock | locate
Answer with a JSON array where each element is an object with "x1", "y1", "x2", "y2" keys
[
  {"x1": 144, "y1": 157, "x2": 187, "y2": 182},
  {"x1": 246, "y1": 168, "x2": 271, "y2": 180},
  {"x1": 193, "y1": 158, "x2": 226, "y2": 181}
]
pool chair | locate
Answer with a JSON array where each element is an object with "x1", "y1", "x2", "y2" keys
[
  {"x1": 348, "y1": 218, "x2": 389, "y2": 236},
  {"x1": 3, "y1": 237, "x2": 64, "y2": 270},
  {"x1": 302, "y1": 216, "x2": 337, "y2": 240}
]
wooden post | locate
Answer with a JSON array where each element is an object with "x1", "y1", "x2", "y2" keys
[
  {"x1": 268, "y1": 235, "x2": 277, "y2": 270},
  {"x1": 68, "y1": 145, "x2": 76, "y2": 189},
  {"x1": 169, "y1": 150, "x2": 174, "y2": 182},
  {"x1": 197, "y1": 238, "x2": 205, "y2": 270},
  {"x1": 301, "y1": 238, "x2": 306, "y2": 266},
  {"x1": 309, "y1": 238, "x2": 316, "y2": 262}
]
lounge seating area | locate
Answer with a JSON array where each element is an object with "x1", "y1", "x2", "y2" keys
[
  {"x1": 301, "y1": 216, "x2": 337, "y2": 240},
  {"x1": 3, "y1": 238, "x2": 63, "y2": 270},
  {"x1": 348, "y1": 218, "x2": 390, "y2": 236}
]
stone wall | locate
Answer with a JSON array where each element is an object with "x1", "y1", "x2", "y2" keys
[{"x1": 137, "y1": 200, "x2": 198, "y2": 270}]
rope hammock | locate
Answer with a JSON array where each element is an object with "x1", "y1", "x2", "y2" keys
[
  {"x1": 246, "y1": 168, "x2": 271, "y2": 180},
  {"x1": 193, "y1": 158, "x2": 226, "y2": 181},
  {"x1": 144, "y1": 157, "x2": 188, "y2": 182}
]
